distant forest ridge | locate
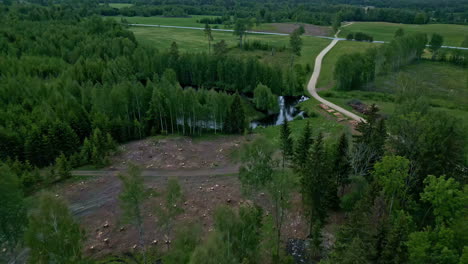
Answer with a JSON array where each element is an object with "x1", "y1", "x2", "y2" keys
[{"x1": 24, "y1": 0, "x2": 468, "y2": 25}]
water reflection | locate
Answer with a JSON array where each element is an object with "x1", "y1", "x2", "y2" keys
[{"x1": 251, "y1": 96, "x2": 309, "y2": 129}]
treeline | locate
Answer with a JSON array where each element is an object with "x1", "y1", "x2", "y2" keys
[
  {"x1": 346, "y1": 32, "x2": 374, "y2": 42},
  {"x1": 16, "y1": 0, "x2": 468, "y2": 25},
  {"x1": 0, "y1": 6, "x2": 300, "y2": 169},
  {"x1": 197, "y1": 16, "x2": 226, "y2": 25},
  {"x1": 335, "y1": 33, "x2": 427, "y2": 90}
]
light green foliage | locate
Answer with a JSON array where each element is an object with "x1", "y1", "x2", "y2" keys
[
  {"x1": 238, "y1": 137, "x2": 275, "y2": 193},
  {"x1": 373, "y1": 156, "x2": 410, "y2": 213},
  {"x1": 407, "y1": 231, "x2": 431, "y2": 264},
  {"x1": 213, "y1": 205, "x2": 263, "y2": 263},
  {"x1": 407, "y1": 226, "x2": 462, "y2": 264},
  {"x1": 190, "y1": 205, "x2": 263, "y2": 264},
  {"x1": 81, "y1": 128, "x2": 116, "y2": 167},
  {"x1": 0, "y1": 164, "x2": 27, "y2": 261},
  {"x1": 25, "y1": 193, "x2": 84, "y2": 264},
  {"x1": 163, "y1": 224, "x2": 201, "y2": 264},
  {"x1": 420, "y1": 176, "x2": 466, "y2": 225},
  {"x1": 253, "y1": 83, "x2": 278, "y2": 112},
  {"x1": 119, "y1": 164, "x2": 146, "y2": 224},
  {"x1": 55, "y1": 153, "x2": 72, "y2": 181},
  {"x1": 118, "y1": 163, "x2": 147, "y2": 259},
  {"x1": 189, "y1": 232, "x2": 237, "y2": 264},
  {"x1": 156, "y1": 178, "x2": 184, "y2": 242}
]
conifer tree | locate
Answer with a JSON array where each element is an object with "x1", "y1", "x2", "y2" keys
[
  {"x1": 279, "y1": 118, "x2": 293, "y2": 167},
  {"x1": 334, "y1": 133, "x2": 351, "y2": 196},
  {"x1": 204, "y1": 24, "x2": 214, "y2": 54},
  {"x1": 55, "y1": 152, "x2": 72, "y2": 181},
  {"x1": 223, "y1": 94, "x2": 245, "y2": 134},
  {"x1": 293, "y1": 121, "x2": 313, "y2": 173},
  {"x1": 300, "y1": 132, "x2": 330, "y2": 236}
]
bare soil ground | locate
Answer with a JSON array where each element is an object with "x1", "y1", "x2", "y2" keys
[
  {"x1": 268, "y1": 23, "x2": 332, "y2": 37},
  {"x1": 55, "y1": 135, "x2": 311, "y2": 260},
  {"x1": 59, "y1": 175, "x2": 309, "y2": 260},
  {"x1": 110, "y1": 136, "x2": 243, "y2": 170}
]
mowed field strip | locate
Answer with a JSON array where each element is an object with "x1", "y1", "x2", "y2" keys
[{"x1": 339, "y1": 21, "x2": 468, "y2": 46}]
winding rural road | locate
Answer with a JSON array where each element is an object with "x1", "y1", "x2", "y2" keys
[{"x1": 307, "y1": 29, "x2": 366, "y2": 122}]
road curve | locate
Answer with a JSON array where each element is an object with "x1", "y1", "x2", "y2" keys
[{"x1": 307, "y1": 31, "x2": 366, "y2": 123}]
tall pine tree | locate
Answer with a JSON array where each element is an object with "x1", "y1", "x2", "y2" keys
[
  {"x1": 279, "y1": 118, "x2": 293, "y2": 167},
  {"x1": 223, "y1": 94, "x2": 245, "y2": 134},
  {"x1": 293, "y1": 121, "x2": 313, "y2": 173}
]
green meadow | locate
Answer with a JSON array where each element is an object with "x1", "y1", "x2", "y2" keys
[
  {"x1": 128, "y1": 25, "x2": 330, "y2": 70},
  {"x1": 106, "y1": 3, "x2": 134, "y2": 9},
  {"x1": 318, "y1": 61, "x2": 468, "y2": 130},
  {"x1": 317, "y1": 41, "x2": 377, "y2": 89},
  {"x1": 339, "y1": 22, "x2": 468, "y2": 46}
]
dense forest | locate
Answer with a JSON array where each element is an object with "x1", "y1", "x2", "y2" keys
[{"x1": 0, "y1": 4, "x2": 304, "y2": 171}]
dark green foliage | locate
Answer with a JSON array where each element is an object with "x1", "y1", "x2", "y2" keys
[
  {"x1": 0, "y1": 10, "x2": 301, "y2": 168},
  {"x1": 213, "y1": 40, "x2": 228, "y2": 56},
  {"x1": 25, "y1": 193, "x2": 84, "y2": 264},
  {"x1": 395, "y1": 28, "x2": 405, "y2": 38},
  {"x1": 388, "y1": 109, "x2": 465, "y2": 195},
  {"x1": 429, "y1": 33, "x2": 444, "y2": 59},
  {"x1": 353, "y1": 32, "x2": 374, "y2": 42},
  {"x1": 280, "y1": 119, "x2": 294, "y2": 163},
  {"x1": 292, "y1": 121, "x2": 313, "y2": 173},
  {"x1": 0, "y1": 164, "x2": 27, "y2": 262},
  {"x1": 289, "y1": 29, "x2": 303, "y2": 56},
  {"x1": 351, "y1": 105, "x2": 387, "y2": 180},
  {"x1": 334, "y1": 133, "x2": 351, "y2": 196},
  {"x1": 300, "y1": 133, "x2": 335, "y2": 235},
  {"x1": 223, "y1": 94, "x2": 246, "y2": 134}
]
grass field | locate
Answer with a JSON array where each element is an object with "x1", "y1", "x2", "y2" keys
[
  {"x1": 319, "y1": 61, "x2": 468, "y2": 126},
  {"x1": 254, "y1": 108, "x2": 348, "y2": 147},
  {"x1": 339, "y1": 22, "x2": 468, "y2": 46},
  {"x1": 317, "y1": 41, "x2": 377, "y2": 89},
  {"x1": 106, "y1": 3, "x2": 133, "y2": 9},
  {"x1": 129, "y1": 26, "x2": 330, "y2": 70}
]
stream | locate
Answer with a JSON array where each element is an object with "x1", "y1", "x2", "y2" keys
[{"x1": 250, "y1": 96, "x2": 309, "y2": 129}]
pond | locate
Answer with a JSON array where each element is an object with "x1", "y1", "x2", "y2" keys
[{"x1": 250, "y1": 96, "x2": 309, "y2": 129}]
